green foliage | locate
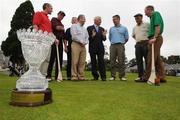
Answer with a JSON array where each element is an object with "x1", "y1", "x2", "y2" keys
[
  {"x1": 128, "y1": 55, "x2": 180, "y2": 66},
  {"x1": 1, "y1": 0, "x2": 34, "y2": 64},
  {"x1": 167, "y1": 55, "x2": 180, "y2": 64},
  {"x1": 161, "y1": 56, "x2": 167, "y2": 63}
]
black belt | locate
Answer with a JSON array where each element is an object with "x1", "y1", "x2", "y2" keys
[
  {"x1": 72, "y1": 41, "x2": 82, "y2": 44},
  {"x1": 148, "y1": 35, "x2": 162, "y2": 39},
  {"x1": 137, "y1": 40, "x2": 148, "y2": 44},
  {"x1": 113, "y1": 42, "x2": 123, "y2": 45}
]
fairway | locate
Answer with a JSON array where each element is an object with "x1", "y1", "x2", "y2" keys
[{"x1": 0, "y1": 72, "x2": 180, "y2": 120}]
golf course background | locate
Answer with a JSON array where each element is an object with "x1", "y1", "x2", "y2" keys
[{"x1": 0, "y1": 71, "x2": 179, "y2": 120}]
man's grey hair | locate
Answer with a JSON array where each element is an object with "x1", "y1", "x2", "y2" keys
[{"x1": 94, "y1": 16, "x2": 101, "y2": 21}]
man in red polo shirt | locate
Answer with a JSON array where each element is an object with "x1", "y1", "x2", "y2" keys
[
  {"x1": 32, "y1": 3, "x2": 59, "y2": 77},
  {"x1": 33, "y1": 3, "x2": 52, "y2": 33}
]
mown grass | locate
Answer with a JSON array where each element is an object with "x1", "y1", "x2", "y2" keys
[{"x1": 0, "y1": 71, "x2": 180, "y2": 120}]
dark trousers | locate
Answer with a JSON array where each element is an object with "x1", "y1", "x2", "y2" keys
[
  {"x1": 135, "y1": 41, "x2": 148, "y2": 77},
  {"x1": 90, "y1": 52, "x2": 106, "y2": 79},
  {"x1": 66, "y1": 45, "x2": 71, "y2": 79},
  {"x1": 47, "y1": 43, "x2": 63, "y2": 80}
]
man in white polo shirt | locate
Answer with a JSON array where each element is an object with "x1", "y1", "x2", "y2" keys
[
  {"x1": 70, "y1": 14, "x2": 89, "y2": 80},
  {"x1": 132, "y1": 13, "x2": 149, "y2": 82}
]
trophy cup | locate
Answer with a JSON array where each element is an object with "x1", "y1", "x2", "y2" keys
[{"x1": 10, "y1": 29, "x2": 55, "y2": 106}]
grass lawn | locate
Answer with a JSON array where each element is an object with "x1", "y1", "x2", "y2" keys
[{"x1": 0, "y1": 71, "x2": 180, "y2": 120}]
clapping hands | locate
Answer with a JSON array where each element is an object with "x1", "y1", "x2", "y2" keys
[
  {"x1": 92, "y1": 29, "x2": 96, "y2": 37},
  {"x1": 102, "y1": 29, "x2": 107, "y2": 37}
]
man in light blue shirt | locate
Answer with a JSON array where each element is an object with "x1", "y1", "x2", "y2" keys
[
  {"x1": 109, "y1": 25, "x2": 129, "y2": 44},
  {"x1": 109, "y1": 15, "x2": 129, "y2": 81}
]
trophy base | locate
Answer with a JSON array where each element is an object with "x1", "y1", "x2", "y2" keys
[{"x1": 10, "y1": 88, "x2": 52, "y2": 107}]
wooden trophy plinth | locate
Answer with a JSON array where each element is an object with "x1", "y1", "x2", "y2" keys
[{"x1": 10, "y1": 88, "x2": 52, "y2": 107}]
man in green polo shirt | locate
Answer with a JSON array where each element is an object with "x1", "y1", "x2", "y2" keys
[{"x1": 140, "y1": 5, "x2": 166, "y2": 83}]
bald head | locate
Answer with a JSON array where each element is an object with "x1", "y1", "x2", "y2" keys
[{"x1": 42, "y1": 3, "x2": 53, "y2": 15}]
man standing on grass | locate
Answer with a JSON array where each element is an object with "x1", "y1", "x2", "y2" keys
[
  {"x1": 109, "y1": 15, "x2": 129, "y2": 81},
  {"x1": 70, "y1": 15, "x2": 89, "y2": 80},
  {"x1": 64, "y1": 17, "x2": 78, "y2": 80},
  {"x1": 46, "y1": 11, "x2": 66, "y2": 82},
  {"x1": 87, "y1": 16, "x2": 107, "y2": 81},
  {"x1": 32, "y1": 3, "x2": 59, "y2": 77},
  {"x1": 140, "y1": 5, "x2": 166, "y2": 83},
  {"x1": 132, "y1": 13, "x2": 149, "y2": 82}
]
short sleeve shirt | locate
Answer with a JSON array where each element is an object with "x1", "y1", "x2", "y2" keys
[
  {"x1": 148, "y1": 11, "x2": 164, "y2": 38},
  {"x1": 33, "y1": 11, "x2": 52, "y2": 33},
  {"x1": 132, "y1": 22, "x2": 149, "y2": 42},
  {"x1": 109, "y1": 25, "x2": 129, "y2": 44}
]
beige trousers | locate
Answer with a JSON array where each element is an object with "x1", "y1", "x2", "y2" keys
[{"x1": 71, "y1": 42, "x2": 86, "y2": 80}]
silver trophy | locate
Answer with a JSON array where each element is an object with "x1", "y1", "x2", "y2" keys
[{"x1": 16, "y1": 29, "x2": 55, "y2": 91}]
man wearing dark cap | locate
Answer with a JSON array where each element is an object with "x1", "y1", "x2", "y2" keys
[
  {"x1": 46, "y1": 11, "x2": 66, "y2": 81},
  {"x1": 132, "y1": 13, "x2": 149, "y2": 82}
]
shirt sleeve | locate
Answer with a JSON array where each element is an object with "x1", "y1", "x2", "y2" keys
[
  {"x1": 32, "y1": 12, "x2": 42, "y2": 26},
  {"x1": 124, "y1": 27, "x2": 129, "y2": 40},
  {"x1": 87, "y1": 26, "x2": 92, "y2": 39},
  {"x1": 132, "y1": 27, "x2": 135, "y2": 37},
  {"x1": 51, "y1": 18, "x2": 58, "y2": 31},
  {"x1": 101, "y1": 27, "x2": 106, "y2": 41},
  {"x1": 84, "y1": 29, "x2": 89, "y2": 44},
  {"x1": 146, "y1": 23, "x2": 150, "y2": 33},
  {"x1": 109, "y1": 28, "x2": 111, "y2": 41},
  {"x1": 154, "y1": 12, "x2": 162, "y2": 26},
  {"x1": 70, "y1": 24, "x2": 78, "y2": 41},
  {"x1": 65, "y1": 28, "x2": 70, "y2": 41}
]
